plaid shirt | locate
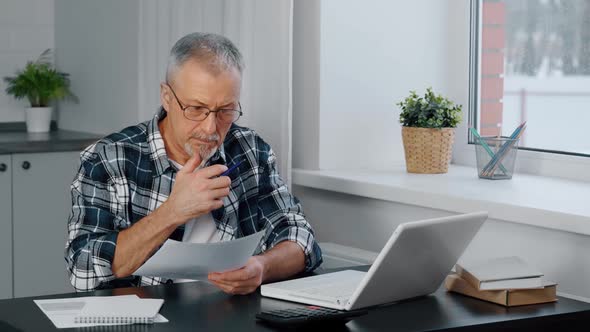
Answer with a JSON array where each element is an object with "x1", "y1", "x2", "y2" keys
[{"x1": 65, "y1": 109, "x2": 322, "y2": 292}]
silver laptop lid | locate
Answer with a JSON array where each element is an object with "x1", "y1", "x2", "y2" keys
[{"x1": 346, "y1": 212, "x2": 487, "y2": 310}]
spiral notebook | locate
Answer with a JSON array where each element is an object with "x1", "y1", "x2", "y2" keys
[
  {"x1": 74, "y1": 297, "x2": 164, "y2": 324},
  {"x1": 35, "y1": 295, "x2": 168, "y2": 328}
]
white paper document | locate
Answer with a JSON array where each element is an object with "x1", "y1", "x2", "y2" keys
[
  {"x1": 135, "y1": 230, "x2": 265, "y2": 280},
  {"x1": 34, "y1": 295, "x2": 168, "y2": 329}
]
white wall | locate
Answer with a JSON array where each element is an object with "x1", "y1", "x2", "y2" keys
[
  {"x1": 293, "y1": 0, "x2": 465, "y2": 171},
  {"x1": 320, "y1": 0, "x2": 452, "y2": 170},
  {"x1": 0, "y1": 0, "x2": 55, "y2": 123},
  {"x1": 294, "y1": 185, "x2": 590, "y2": 299},
  {"x1": 292, "y1": 0, "x2": 320, "y2": 170},
  {"x1": 55, "y1": 0, "x2": 140, "y2": 134}
]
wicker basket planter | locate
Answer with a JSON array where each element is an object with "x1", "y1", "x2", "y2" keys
[{"x1": 401, "y1": 126, "x2": 455, "y2": 174}]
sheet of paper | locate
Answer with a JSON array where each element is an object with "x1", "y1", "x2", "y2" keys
[
  {"x1": 34, "y1": 295, "x2": 168, "y2": 329},
  {"x1": 135, "y1": 230, "x2": 265, "y2": 280}
]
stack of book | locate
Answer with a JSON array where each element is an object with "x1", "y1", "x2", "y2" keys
[{"x1": 445, "y1": 256, "x2": 557, "y2": 307}]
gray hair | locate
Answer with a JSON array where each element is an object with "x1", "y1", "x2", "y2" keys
[{"x1": 166, "y1": 32, "x2": 244, "y2": 83}]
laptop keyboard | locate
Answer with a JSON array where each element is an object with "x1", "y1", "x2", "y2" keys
[
  {"x1": 298, "y1": 280, "x2": 359, "y2": 298},
  {"x1": 292, "y1": 271, "x2": 366, "y2": 300},
  {"x1": 262, "y1": 270, "x2": 367, "y2": 305}
]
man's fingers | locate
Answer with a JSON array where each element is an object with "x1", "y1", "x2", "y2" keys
[
  {"x1": 208, "y1": 176, "x2": 231, "y2": 190},
  {"x1": 195, "y1": 164, "x2": 228, "y2": 179},
  {"x1": 209, "y1": 279, "x2": 255, "y2": 295},
  {"x1": 209, "y1": 278, "x2": 238, "y2": 289},
  {"x1": 211, "y1": 266, "x2": 255, "y2": 283},
  {"x1": 210, "y1": 188, "x2": 230, "y2": 200},
  {"x1": 213, "y1": 284, "x2": 249, "y2": 295},
  {"x1": 210, "y1": 275, "x2": 246, "y2": 286},
  {"x1": 210, "y1": 199, "x2": 224, "y2": 210},
  {"x1": 179, "y1": 155, "x2": 200, "y2": 174}
]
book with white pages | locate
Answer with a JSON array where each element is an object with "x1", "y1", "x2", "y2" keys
[{"x1": 455, "y1": 256, "x2": 544, "y2": 291}]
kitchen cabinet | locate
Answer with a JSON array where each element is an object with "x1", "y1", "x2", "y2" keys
[
  {"x1": 0, "y1": 154, "x2": 12, "y2": 299},
  {"x1": 5, "y1": 151, "x2": 80, "y2": 298}
]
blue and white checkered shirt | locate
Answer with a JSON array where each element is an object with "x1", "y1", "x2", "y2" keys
[{"x1": 65, "y1": 109, "x2": 322, "y2": 292}]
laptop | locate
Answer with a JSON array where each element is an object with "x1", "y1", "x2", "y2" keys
[{"x1": 261, "y1": 212, "x2": 488, "y2": 311}]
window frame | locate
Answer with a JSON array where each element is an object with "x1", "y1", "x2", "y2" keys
[{"x1": 453, "y1": 0, "x2": 590, "y2": 182}]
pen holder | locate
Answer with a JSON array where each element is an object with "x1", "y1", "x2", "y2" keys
[{"x1": 475, "y1": 136, "x2": 519, "y2": 180}]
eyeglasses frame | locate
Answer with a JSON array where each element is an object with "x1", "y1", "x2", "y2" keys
[{"x1": 165, "y1": 82, "x2": 242, "y2": 123}]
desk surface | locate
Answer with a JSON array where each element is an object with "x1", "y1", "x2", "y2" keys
[{"x1": 1, "y1": 268, "x2": 590, "y2": 332}]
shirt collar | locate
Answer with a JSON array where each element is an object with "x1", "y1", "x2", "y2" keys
[
  {"x1": 147, "y1": 107, "x2": 228, "y2": 177},
  {"x1": 147, "y1": 108, "x2": 173, "y2": 177},
  {"x1": 205, "y1": 140, "x2": 227, "y2": 167}
]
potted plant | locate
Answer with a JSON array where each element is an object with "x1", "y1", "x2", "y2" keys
[
  {"x1": 398, "y1": 88, "x2": 462, "y2": 174},
  {"x1": 3, "y1": 49, "x2": 77, "y2": 133}
]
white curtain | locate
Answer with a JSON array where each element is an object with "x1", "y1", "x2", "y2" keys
[{"x1": 138, "y1": 0, "x2": 294, "y2": 185}]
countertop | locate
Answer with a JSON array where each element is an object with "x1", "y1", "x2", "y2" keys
[{"x1": 0, "y1": 129, "x2": 101, "y2": 154}]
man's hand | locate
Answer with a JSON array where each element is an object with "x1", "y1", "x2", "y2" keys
[
  {"x1": 208, "y1": 256, "x2": 266, "y2": 295},
  {"x1": 165, "y1": 155, "x2": 231, "y2": 226},
  {"x1": 207, "y1": 242, "x2": 306, "y2": 295},
  {"x1": 111, "y1": 156, "x2": 230, "y2": 279}
]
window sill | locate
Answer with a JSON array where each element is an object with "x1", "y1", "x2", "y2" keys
[{"x1": 292, "y1": 165, "x2": 590, "y2": 236}]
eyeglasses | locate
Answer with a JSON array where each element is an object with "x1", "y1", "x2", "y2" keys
[{"x1": 166, "y1": 83, "x2": 242, "y2": 123}]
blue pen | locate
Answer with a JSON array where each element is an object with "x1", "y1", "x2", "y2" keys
[{"x1": 220, "y1": 160, "x2": 243, "y2": 177}]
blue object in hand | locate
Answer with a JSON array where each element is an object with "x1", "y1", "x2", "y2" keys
[{"x1": 220, "y1": 160, "x2": 243, "y2": 177}]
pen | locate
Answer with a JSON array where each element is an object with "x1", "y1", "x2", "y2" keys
[
  {"x1": 484, "y1": 124, "x2": 526, "y2": 176},
  {"x1": 470, "y1": 127, "x2": 508, "y2": 174},
  {"x1": 220, "y1": 160, "x2": 243, "y2": 177},
  {"x1": 481, "y1": 122, "x2": 526, "y2": 176}
]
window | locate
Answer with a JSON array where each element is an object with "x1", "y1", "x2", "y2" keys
[{"x1": 472, "y1": 0, "x2": 590, "y2": 157}]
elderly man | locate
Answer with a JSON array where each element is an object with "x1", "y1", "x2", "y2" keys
[{"x1": 65, "y1": 32, "x2": 322, "y2": 295}]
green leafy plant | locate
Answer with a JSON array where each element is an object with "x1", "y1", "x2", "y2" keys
[
  {"x1": 3, "y1": 49, "x2": 78, "y2": 107},
  {"x1": 398, "y1": 87, "x2": 462, "y2": 128}
]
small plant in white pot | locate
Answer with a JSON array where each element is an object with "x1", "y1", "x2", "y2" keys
[
  {"x1": 398, "y1": 88, "x2": 462, "y2": 174},
  {"x1": 3, "y1": 49, "x2": 77, "y2": 133}
]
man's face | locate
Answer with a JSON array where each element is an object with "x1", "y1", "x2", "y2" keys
[{"x1": 160, "y1": 59, "x2": 242, "y2": 164}]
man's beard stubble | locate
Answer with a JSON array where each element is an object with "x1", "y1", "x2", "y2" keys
[{"x1": 184, "y1": 132, "x2": 220, "y2": 164}]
